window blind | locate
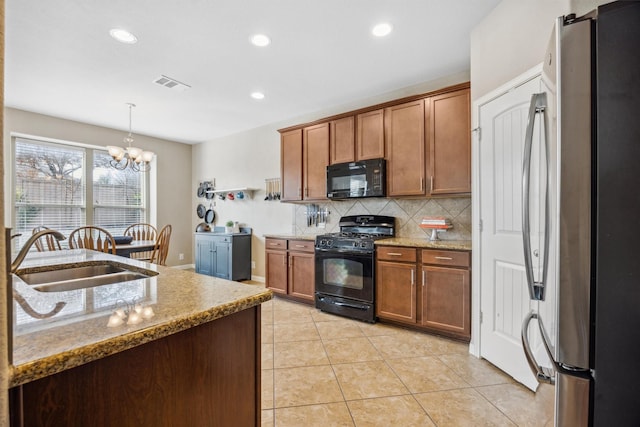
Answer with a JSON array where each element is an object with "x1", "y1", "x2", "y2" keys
[
  {"x1": 92, "y1": 151, "x2": 145, "y2": 236},
  {"x1": 14, "y1": 138, "x2": 86, "y2": 248}
]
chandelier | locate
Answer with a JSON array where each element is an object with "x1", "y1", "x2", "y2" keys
[{"x1": 106, "y1": 103, "x2": 154, "y2": 172}]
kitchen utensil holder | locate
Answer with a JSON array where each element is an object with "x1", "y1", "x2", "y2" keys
[{"x1": 264, "y1": 178, "x2": 281, "y2": 201}]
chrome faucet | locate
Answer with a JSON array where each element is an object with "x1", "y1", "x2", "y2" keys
[{"x1": 11, "y1": 229, "x2": 66, "y2": 274}]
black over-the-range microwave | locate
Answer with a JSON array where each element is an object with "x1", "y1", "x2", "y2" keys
[{"x1": 326, "y1": 158, "x2": 386, "y2": 199}]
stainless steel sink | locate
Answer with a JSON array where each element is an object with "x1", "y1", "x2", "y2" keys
[{"x1": 16, "y1": 262, "x2": 158, "y2": 292}]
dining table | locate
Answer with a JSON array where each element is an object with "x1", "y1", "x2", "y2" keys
[{"x1": 114, "y1": 240, "x2": 157, "y2": 258}]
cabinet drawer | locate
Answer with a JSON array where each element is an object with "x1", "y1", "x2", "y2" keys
[
  {"x1": 376, "y1": 246, "x2": 417, "y2": 262},
  {"x1": 288, "y1": 239, "x2": 315, "y2": 253},
  {"x1": 266, "y1": 238, "x2": 287, "y2": 250},
  {"x1": 421, "y1": 249, "x2": 469, "y2": 268}
]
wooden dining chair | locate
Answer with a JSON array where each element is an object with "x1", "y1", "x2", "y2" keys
[
  {"x1": 150, "y1": 224, "x2": 172, "y2": 266},
  {"x1": 32, "y1": 226, "x2": 64, "y2": 252},
  {"x1": 124, "y1": 223, "x2": 157, "y2": 260},
  {"x1": 68, "y1": 226, "x2": 117, "y2": 254}
]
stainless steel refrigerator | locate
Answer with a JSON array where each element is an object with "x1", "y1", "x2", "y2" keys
[{"x1": 520, "y1": 2, "x2": 640, "y2": 426}]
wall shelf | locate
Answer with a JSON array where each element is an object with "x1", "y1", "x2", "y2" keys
[{"x1": 205, "y1": 187, "x2": 256, "y2": 199}]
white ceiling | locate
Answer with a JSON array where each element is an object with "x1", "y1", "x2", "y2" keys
[{"x1": 5, "y1": 0, "x2": 500, "y2": 145}]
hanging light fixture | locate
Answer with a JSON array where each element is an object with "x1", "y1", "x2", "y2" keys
[{"x1": 106, "y1": 103, "x2": 154, "y2": 172}]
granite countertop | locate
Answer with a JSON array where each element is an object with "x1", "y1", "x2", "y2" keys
[
  {"x1": 9, "y1": 249, "x2": 272, "y2": 388},
  {"x1": 375, "y1": 238, "x2": 472, "y2": 251}
]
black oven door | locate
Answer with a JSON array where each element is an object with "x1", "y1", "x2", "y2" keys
[{"x1": 314, "y1": 249, "x2": 374, "y2": 302}]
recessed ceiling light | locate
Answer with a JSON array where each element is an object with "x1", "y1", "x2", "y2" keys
[
  {"x1": 251, "y1": 92, "x2": 265, "y2": 100},
  {"x1": 372, "y1": 22, "x2": 393, "y2": 37},
  {"x1": 250, "y1": 34, "x2": 271, "y2": 47},
  {"x1": 109, "y1": 28, "x2": 138, "y2": 44}
]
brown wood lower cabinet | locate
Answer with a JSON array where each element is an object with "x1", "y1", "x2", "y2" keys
[
  {"x1": 10, "y1": 307, "x2": 262, "y2": 427},
  {"x1": 376, "y1": 246, "x2": 471, "y2": 341},
  {"x1": 265, "y1": 237, "x2": 315, "y2": 304}
]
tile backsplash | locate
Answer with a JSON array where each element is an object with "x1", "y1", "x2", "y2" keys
[{"x1": 292, "y1": 197, "x2": 471, "y2": 241}]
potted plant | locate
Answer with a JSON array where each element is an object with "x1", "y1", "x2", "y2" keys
[{"x1": 225, "y1": 221, "x2": 234, "y2": 233}]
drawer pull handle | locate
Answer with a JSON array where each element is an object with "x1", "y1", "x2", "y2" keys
[
  {"x1": 387, "y1": 252, "x2": 403, "y2": 256},
  {"x1": 269, "y1": 242, "x2": 281, "y2": 246},
  {"x1": 294, "y1": 245, "x2": 306, "y2": 248},
  {"x1": 435, "y1": 256, "x2": 453, "y2": 260}
]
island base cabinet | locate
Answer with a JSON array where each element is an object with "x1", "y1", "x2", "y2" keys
[{"x1": 10, "y1": 307, "x2": 262, "y2": 427}]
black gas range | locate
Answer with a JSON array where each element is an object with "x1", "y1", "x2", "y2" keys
[{"x1": 314, "y1": 215, "x2": 395, "y2": 323}]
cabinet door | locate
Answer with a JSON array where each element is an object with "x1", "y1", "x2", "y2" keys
[
  {"x1": 195, "y1": 238, "x2": 213, "y2": 276},
  {"x1": 212, "y1": 240, "x2": 230, "y2": 279},
  {"x1": 303, "y1": 123, "x2": 330, "y2": 200},
  {"x1": 376, "y1": 260, "x2": 417, "y2": 324},
  {"x1": 289, "y1": 252, "x2": 315, "y2": 301},
  {"x1": 356, "y1": 109, "x2": 385, "y2": 160},
  {"x1": 427, "y1": 88, "x2": 471, "y2": 195},
  {"x1": 330, "y1": 116, "x2": 355, "y2": 164},
  {"x1": 385, "y1": 100, "x2": 426, "y2": 196},
  {"x1": 421, "y1": 266, "x2": 470, "y2": 338},
  {"x1": 281, "y1": 129, "x2": 303, "y2": 201},
  {"x1": 265, "y1": 250, "x2": 288, "y2": 294}
]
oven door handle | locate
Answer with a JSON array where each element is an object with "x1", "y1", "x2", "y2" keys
[{"x1": 314, "y1": 248, "x2": 373, "y2": 255}]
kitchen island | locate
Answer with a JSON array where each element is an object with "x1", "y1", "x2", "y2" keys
[{"x1": 9, "y1": 249, "x2": 272, "y2": 426}]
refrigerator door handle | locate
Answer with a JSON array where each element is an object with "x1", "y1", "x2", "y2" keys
[
  {"x1": 522, "y1": 92, "x2": 550, "y2": 301},
  {"x1": 521, "y1": 310, "x2": 555, "y2": 384}
]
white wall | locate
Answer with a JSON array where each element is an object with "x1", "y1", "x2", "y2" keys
[
  {"x1": 470, "y1": 0, "x2": 571, "y2": 102},
  {"x1": 193, "y1": 71, "x2": 471, "y2": 279},
  {"x1": 3, "y1": 108, "x2": 193, "y2": 266}
]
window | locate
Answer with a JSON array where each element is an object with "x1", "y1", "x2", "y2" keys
[
  {"x1": 13, "y1": 137, "x2": 147, "y2": 249},
  {"x1": 93, "y1": 151, "x2": 144, "y2": 236}
]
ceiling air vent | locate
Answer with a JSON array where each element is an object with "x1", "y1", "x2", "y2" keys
[{"x1": 152, "y1": 75, "x2": 191, "y2": 92}]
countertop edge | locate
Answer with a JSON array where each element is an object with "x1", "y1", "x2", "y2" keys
[
  {"x1": 9, "y1": 291, "x2": 272, "y2": 388},
  {"x1": 375, "y1": 238, "x2": 472, "y2": 251},
  {"x1": 263, "y1": 234, "x2": 316, "y2": 241},
  {"x1": 262, "y1": 235, "x2": 471, "y2": 251}
]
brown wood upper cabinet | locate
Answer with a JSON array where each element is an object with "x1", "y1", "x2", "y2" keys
[
  {"x1": 330, "y1": 116, "x2": 355, "y2": 164},
  {"x1": 280, "y1": 83, "x2": 470, "y2": 201},
  {"x1": 280, "y1": 129, "x2": 303, "y2": 201},
  {"x1": 303, "y1": 123, "x2": 330, "y2": 200},
  {"x1": 427, "y1": 88, "x2": 471, "y2": 195},
  {"x1": 356, "y1": 109, "x2": 385, "y2": 161},
  {"x1": 385, "y1": 100, "x2": 426, "y2": 197}
]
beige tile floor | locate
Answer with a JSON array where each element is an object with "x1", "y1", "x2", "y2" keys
[{"x1": 259, "y1": 294, "x2": 555, "y2": 427}]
